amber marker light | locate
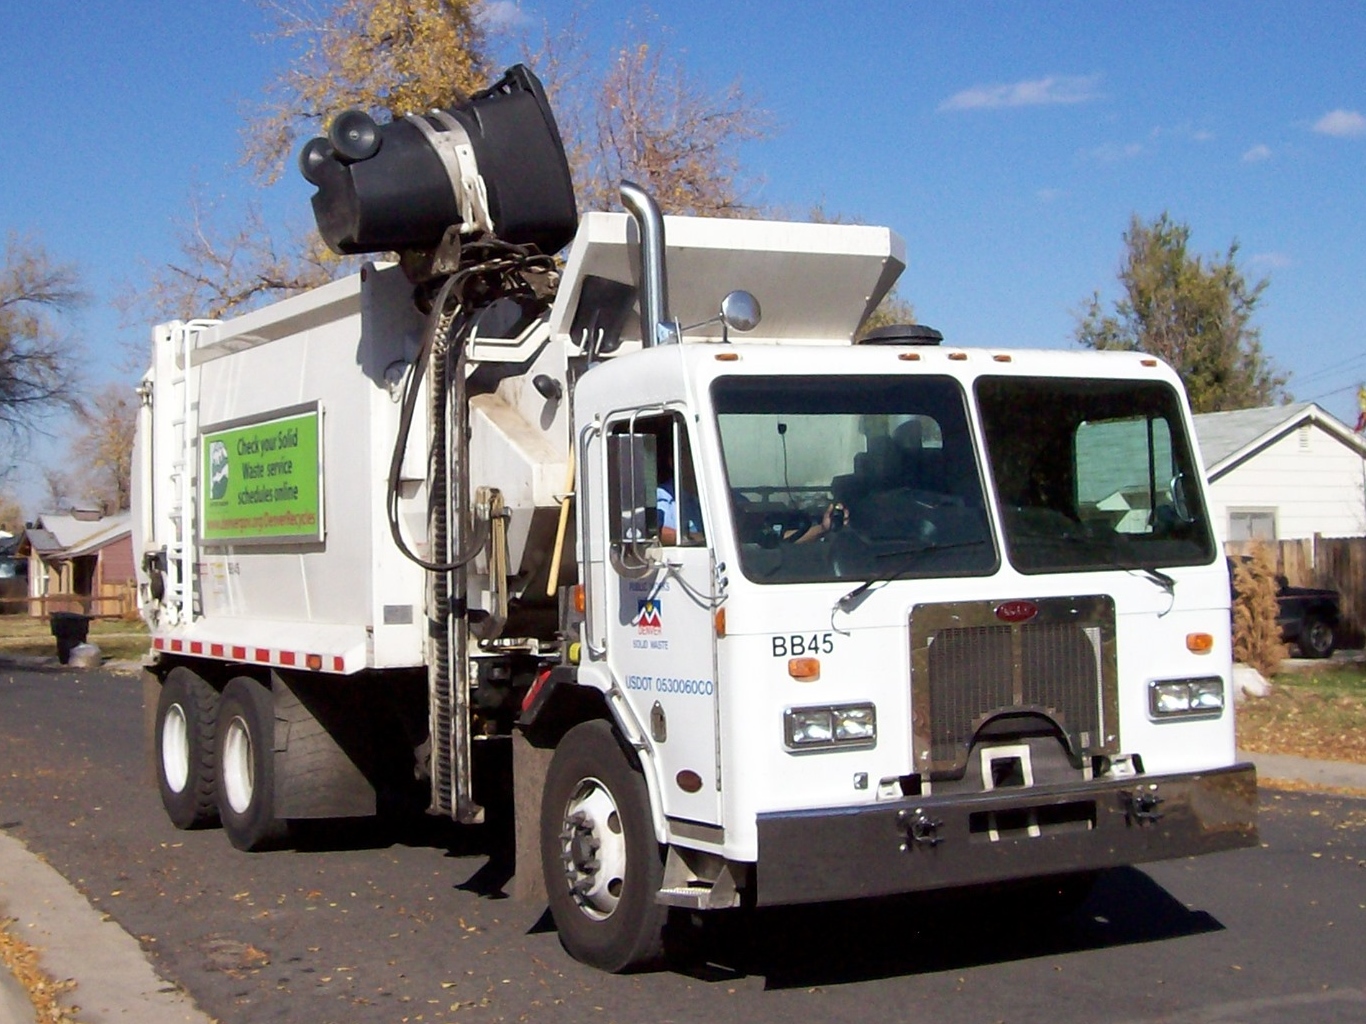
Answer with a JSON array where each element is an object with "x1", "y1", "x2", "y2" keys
[
  {"x1": 306, "y1": 653, "x2": 323, "y2": 671},
  {"x1": 788, "y1": 657, "x2": 821, "y2": 681},
  {"x1": 714, "y1": 607, "x2": 727, "y2": 638},
  {"x1": 992, "y1": 353, "x2": 1012, "y2": 362},
  {"x1": 898, "y1": 352, "x2": 921, "y2": 361},
  {"x1": 715, "y1": 352, "x2": 740, "y2": 361},
  {"x1": 572, "y1": 584, "x2": 585, "y2": 614},
  {"x1": 1186, "y1": 632, "x2": 1215, "y2": 654}
]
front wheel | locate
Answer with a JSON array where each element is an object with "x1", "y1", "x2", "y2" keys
[
  {"x1": 540, "y1": 720, "x2": 667, "y2": 972},
  {"x1": 1299, "y1": 616, "x2": 1335, "y2": 659},
  {"x1": 215, "y1": 676, "x2": 288, "y2": 851}
]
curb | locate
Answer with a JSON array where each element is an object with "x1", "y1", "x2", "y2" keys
[
  {"x1": 0, "y1": 831, "x2": 211, "y2": 1024},
  {"x1": 1240, "y1": 749, "x2": 1366, "y2": 794}
]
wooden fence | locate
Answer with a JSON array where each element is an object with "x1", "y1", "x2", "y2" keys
[
  {"x1": 1226, "y1": 536, "x2": 1366, "y2": 649},
  {"x1": 0, "y1": 581, "x2": 138, "y2": 620}
]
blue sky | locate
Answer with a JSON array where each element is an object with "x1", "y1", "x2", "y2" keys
[{"x1": 3, "y1": 1, "x2": 1363, "y2": 513}]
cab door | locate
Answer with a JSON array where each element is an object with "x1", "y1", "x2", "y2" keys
[{"x1": 598, "y1": 410, "x2": 722, "y2": 826}]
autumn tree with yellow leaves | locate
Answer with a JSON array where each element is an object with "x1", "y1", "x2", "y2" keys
[{"x1": 135, "y1": 0, "x2": 772, "y2": 323}]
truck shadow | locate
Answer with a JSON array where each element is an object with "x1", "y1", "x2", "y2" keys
[{"x1": 669, "y1": 868, "x2": 1222, "y2": 989}]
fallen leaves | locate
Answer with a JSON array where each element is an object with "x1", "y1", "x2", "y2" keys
[
  {"x1": 0, "y1": 916, "x2": 80, "y2": 1023},
  {"x1": 1237, "y1": 679, "x2": 1366, "y2": 764}
]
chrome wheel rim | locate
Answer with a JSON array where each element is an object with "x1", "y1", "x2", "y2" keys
[{"x1": 558, "y1": 777, "x2": 627, "y2": 920}]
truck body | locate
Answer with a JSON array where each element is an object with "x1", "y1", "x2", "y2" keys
[{"x1": 135, "y1": 68, "x2": 1256, "y2": 973}]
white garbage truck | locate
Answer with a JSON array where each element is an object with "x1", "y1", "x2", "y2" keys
[{"x1": 135, "y1": 65, "x2": 1257, "y2": 972}]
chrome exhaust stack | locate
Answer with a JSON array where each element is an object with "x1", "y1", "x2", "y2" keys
[{"x1": 619, "y1": 181, "x2": 677, "y2": 347}]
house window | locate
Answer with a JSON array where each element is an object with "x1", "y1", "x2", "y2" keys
[{"x1": 1228, "y1": 509, "x2": 1276, "y2": 541}]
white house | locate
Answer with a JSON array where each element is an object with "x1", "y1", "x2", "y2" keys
[{"x1": 1192, "y1": 402, "x2": 1366, "y2": 542}]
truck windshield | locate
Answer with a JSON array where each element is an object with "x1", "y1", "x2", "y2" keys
[
  {"x1": 976, "y1": 376, "x2": 1215, "y2": 574},
  {"x1": 712, "y1": 375, "x2": 996, "y2": 583}
]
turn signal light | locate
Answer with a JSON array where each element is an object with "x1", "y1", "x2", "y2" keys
[
  {"x1": 572, "y1": 584, "x2": 585, "y2": 615},
  {"x1": 714, "y1": 607, "x2": 727, "y2": 638},
  {"x1": 1186, "y1": 632, "x2": 1215, "y2": 654},
  {"x1": 788, "y1": 657, "x2": 821, "y2": 680}
]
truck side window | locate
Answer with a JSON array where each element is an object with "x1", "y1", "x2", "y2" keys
[{"x1": 609, "y1": 413, "x2": 704, "y2": 547}]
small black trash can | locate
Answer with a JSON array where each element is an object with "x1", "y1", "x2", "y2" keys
[{"x1": 50, "y1": 611, "x2": 91, "y2": 665}]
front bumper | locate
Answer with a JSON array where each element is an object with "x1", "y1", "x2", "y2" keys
[{"x1": 754, "y1": 762, "x2": 1257, "y2": 907}]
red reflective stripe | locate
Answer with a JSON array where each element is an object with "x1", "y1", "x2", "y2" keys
[
  {"x1": 332, "y1": 656, "x2": 345, "y2": 672},
  {"x1": 153, "y1": 637, "x2": 165, "y2": 650},
  {"x1": 210, "y1": 643, "x2": 224, "y2": 657},
  {"x1": 279, "y1": 651, "x2": 296, "y2": 666},
  {"x1": 253, "y1": 648, "x2": 270, "y2": 663},
  {"x1": 170, "y1": 639, "x2": 183, "y2": 653},
  {"x1": 190, "y1": 641, "x2": 203, "y2": 654},
  {"x1": 231, "y1": 646, "x2": 246, "y2": 660}
]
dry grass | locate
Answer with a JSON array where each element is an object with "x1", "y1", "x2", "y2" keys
[
  {"x1": 1237, "y1": 661, "x2": 1366, "y2": 765},
  {"x1": 0, "y1": 614, "x2": 150, "y2": 662}
]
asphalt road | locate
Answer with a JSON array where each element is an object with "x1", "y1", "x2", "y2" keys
[{"x1": 2, "y1": 663, "x2": 1364, "y2": 1024}]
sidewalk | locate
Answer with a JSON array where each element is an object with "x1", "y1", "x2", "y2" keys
[
  {"x1": 2, "y1": 752, "x2": 1363, "y2": 1024},
  {"x1": 0, "y1": 830, "x2": 211, "y2": 1024}
]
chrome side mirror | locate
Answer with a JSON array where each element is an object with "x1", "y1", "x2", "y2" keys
[{"x1": 720, "y1": 290, "x2": 761, "y2": 333}]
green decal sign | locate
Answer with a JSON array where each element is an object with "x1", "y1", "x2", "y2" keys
[{"x1": 200, "y1": 407, "x2": 323, "y2": 544}]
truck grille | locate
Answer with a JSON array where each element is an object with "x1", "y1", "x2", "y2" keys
[{"x1": 911, "y1": 596, "x2": 1117, "y2": 775}]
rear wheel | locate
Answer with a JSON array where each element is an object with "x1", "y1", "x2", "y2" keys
[
  {"x1": 1299, "y1": 616, "x2": 1335, "y2": 659},
  {"x1": 155, "y1": 668, "x2": 219, "y2": 829},
  {"x1": 215, "y1": 676, "x2": 288, "y2": 851},
  {"x1": 541, "y1": 720, "x2": 667, "y2": 972}
]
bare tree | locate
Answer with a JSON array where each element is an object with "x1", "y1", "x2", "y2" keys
[
  {"x1": 66, "y1": 383, "x2": 138, "y2": 513},
  {"x1": 41, "y1": 465, "x2": 74, "y2": 514},
  {"x1": 0, "y1": 234, "x2": 84, "y2": 437},
  {"x1": 131, "y1": 194, "x2": 343, "y2": 322},
  {"x1": 559, "y1": 38, "x2": 772, "y2": 217}
]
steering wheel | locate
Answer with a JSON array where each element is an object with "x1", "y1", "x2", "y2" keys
[{"x1": 756, "y1": 510, "x2": 813, "y2": 547}]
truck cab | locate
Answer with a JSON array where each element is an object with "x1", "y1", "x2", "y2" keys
[{"x1": 523, "y1": 202, "x2": 1255, "y2": 967}]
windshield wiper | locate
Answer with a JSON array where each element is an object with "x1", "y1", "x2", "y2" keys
[
  {"x1": 1012, "y1": 532, "x2": 1177, "y2": 595},
  {"x1": 1132, "y1": 566, "x2": 1175, "y2": 595},
  {"x1": 834, "y1": 541, "x2": 983, "y2": 614}
]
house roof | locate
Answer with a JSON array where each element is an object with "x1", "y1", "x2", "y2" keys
[
  {"x1": 1192, "y1": 402, "x2": 1366, "y2": 481},
  {"x1": 23, "y1": 511, "x2": 131, "y2": 560}
]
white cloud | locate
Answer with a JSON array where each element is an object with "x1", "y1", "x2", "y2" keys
[
  {"x1": 938, "y1": 74, "x2": 1102, "y2": 112},
  {"x1": 477, "y1": 1, "x2": 531, "y2": 29},
  {"x1": 1312, "y1": 109, "x2": 1366, "y2": 138},
  {"x1": 1242, "y1": 144, "x2": 1272, "y2": 163},
  {"x1": 1248, "y1": 252, "x2": 1292, "y2": 270}
]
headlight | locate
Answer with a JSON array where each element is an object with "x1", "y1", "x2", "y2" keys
[
  {"x1": 784, "y1": 703, "x2": 876, "y2": 750},
  {"x1": 1149, "y1": 677, "x2": 1225, "y2": 719}
]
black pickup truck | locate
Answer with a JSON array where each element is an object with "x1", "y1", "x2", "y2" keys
[{"x1": 1275, "y1": 577, "x2": 1341, "y2": 659}]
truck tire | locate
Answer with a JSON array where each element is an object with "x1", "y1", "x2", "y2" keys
[
  {"x1": 1299, "y1": 616, "x2": 1335, "y2": 659},
  {"x1": 155, "y1": 667, "x2": 220, "y2": 829},
  {"x1": 540, "y1": 719, "x2": 667, "y2": 972},
  {"x1": 215, "y1": 676, "x2": 288, "y2": 851}
]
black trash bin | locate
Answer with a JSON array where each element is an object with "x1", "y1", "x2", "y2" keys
[{"x1": 50, "y1": 611, "x2": 91, "y2": 665}]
